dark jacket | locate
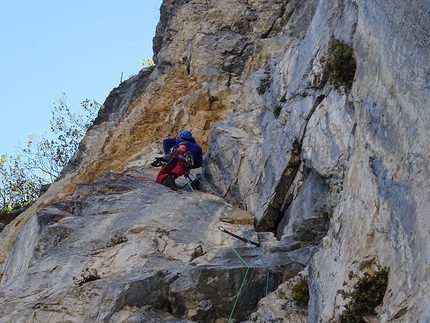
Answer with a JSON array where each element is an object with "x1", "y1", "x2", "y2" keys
[{"x1": 162, "y1": 134, "x2": 203, "y2": 168}]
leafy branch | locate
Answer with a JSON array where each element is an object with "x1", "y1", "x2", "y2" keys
[{"x1": 0, "y1": 93, "x2": 99, "y2": 214}]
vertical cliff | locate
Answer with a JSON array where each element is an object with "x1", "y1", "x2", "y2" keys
[
  {"x1": 0, "y1": 0, "x2": 429, "y2": 322},
  {"x1": 309, "y1": 1, "x2": 430, "y2": 322}
]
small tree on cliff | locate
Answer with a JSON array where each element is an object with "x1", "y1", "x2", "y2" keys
[
  {"x1": 141, "y1": 58, "x2": 154, "y2": 68},
  {"x1": 0, "y1": 93, "x2": 100, "y2": 213},
  {"x1": 19, "y1": 93, "x2": 100, "y2": 182},
  {"x1": 0, "y1": 153, "x2": 42, "y2": 213}
]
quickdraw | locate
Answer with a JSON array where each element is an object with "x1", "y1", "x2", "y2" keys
[{"x1": 218, "y1": 226, "x2": 260, "y2": 247}]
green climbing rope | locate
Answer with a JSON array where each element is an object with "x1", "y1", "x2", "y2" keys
[{"x1": 187, "y1": 179, "x2": 251, "y2": 322}]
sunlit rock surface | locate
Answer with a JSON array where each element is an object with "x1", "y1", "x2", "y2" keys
[{"x1": 0, "y1": 168, "x2": 314, "y2": 322}]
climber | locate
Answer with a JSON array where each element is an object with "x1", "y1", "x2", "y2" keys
[{"x1": 155, "y1": 130, "x2": 203, "y2": 191}]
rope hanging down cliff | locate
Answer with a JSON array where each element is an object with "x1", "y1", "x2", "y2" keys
[
  {"x1": 184, "y1": 177, "x2": 251, "y2": 322},
  {"x1": 151, "y1": 158, "x2": 271, "y2": 298},
  {"x1": 184, "y1": 173, "x2": 271, "y2": 293}
]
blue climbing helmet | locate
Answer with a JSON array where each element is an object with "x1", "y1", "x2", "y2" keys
[{"x1": 179, "y1": 129, "x2": 192, "y2": 138}]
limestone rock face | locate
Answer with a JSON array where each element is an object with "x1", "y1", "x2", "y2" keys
[
  {"x1": 0, "y1": 168, "x2": 312, "y2": 322},
  {"x1": 1, "y1": 0, "x2": 429, "y2": 322}
]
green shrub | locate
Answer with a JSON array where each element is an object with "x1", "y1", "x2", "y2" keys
[
  {"x1": 0, "y1": 153, "x2": 42, "y2": 213},
  {"x1": 291, "y1": 276, "x2": 310, "y2": 306},
  {"x1": 256, "y1": 76, "x2": 271, "y2": 95},
  {"x1": 322, "y1": 212, "x2": 330, "y2": 222},
  {"x1": 340, "y1": 267, "x2": 389, "y2": 323},
  {"x1": 324, "y1": 40, "x2": 356, "y2": 91}
]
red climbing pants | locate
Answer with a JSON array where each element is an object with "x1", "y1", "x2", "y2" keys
[{"x1": 156, "y1": 159, "x2": 188, "y2": 184}]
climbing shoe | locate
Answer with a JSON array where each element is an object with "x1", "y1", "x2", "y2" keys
[{"x1": 163, "y1": 174, "x2": 178, "y2": 191}]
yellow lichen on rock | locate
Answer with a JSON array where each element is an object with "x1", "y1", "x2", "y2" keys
[{"x1": 61, "y1": 63, "x2": 232, "y2": 196}]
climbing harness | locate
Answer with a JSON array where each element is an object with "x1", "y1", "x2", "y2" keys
[
  {"x1": 218, "y1": 226, "x2": 260, "y2": 247},
  {"x1": 151, "y1": 153, "x2": 196, "y2": 189}
]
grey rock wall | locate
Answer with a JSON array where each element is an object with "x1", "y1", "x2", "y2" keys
[
  {"x1": 309, "y1": 1, "x2": 430, "y2": 322},
  {"x1": 202, "y1": 0, "x2": 430, "y2": 321},
  {"x1": 0, "y1": 168, "x2": 313, "y2": 322}
]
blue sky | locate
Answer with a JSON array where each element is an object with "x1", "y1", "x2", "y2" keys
[{"x1": 0, "y1": 0, "x2": 162, "y2": 154}]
